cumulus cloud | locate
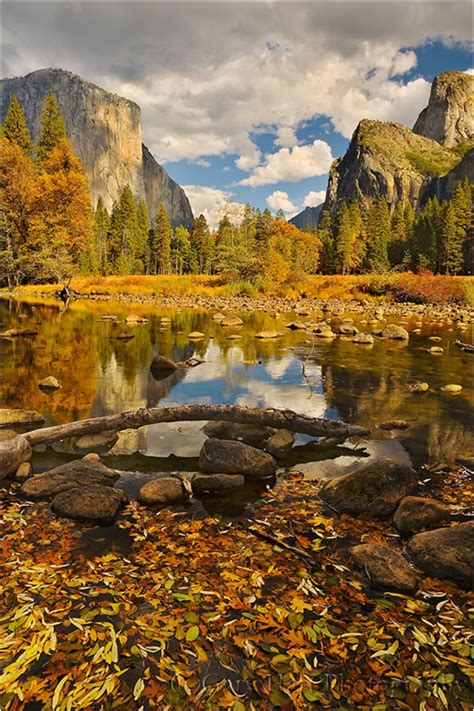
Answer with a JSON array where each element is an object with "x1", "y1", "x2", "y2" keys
[
  {"x1": 303, "y1": 190, "x2": 326, "y2": 207},
  {"x1": 240, "y1": 140, "x2": 333, "y2": 187},
  {"x1": 274, "y1": 127, "x2": 298, "y2": 148},
  {"x1": 183, "y1": 185, "x2": 245, "y2": 230},
  {"x1": 2, "y1": 2, "x2": 471, "y2": 166},
  {"x1": 266, "y1": 190, "x2": 297, "y2": 213}
]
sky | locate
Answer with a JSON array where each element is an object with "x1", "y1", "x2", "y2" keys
[{"x1": 2, "y1": 1, "x2": 472, "y2": 227}]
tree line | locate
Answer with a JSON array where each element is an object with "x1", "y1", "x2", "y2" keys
[{"x1": 1, "y1": 93, "x2": 472, "y2": 287}]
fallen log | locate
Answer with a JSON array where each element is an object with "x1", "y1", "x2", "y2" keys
[
  {"x1": 24, "y1": 404, "x2": 369, "y2": 447},
  {"x1": 454, "y1": 340, "x2": 474, "y2": 353}
]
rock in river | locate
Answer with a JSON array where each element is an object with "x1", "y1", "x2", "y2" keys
[
  {"x1": 266, "y1": 429, "x2": 295, "y2": 456},
  {"x1": 202, "y1": 421, "x2": 274, "y2": 445},
  {"x1": 441, "y1": 384, "x2": 463, "y2": 394},
  {"x1": 150, "y1": 355, "x2": 178, "y2": 377},
  {"x1": 0, "y1": 430, "x2": 32, "y2": 478},
  {"x1": 191, "y1": 473, "x2": 245, "y2": 494},
  {"x1": 74, "y1": 431, "x2": 119, "y2": 455},
  {"x1": 199, "y1": 438, "x2": 277, "y2": 478},
  {"x1": 406, "y1": 522, "x2": 473, "y2": 588},
  {"x1": 378, "y1": 420, "x2": 409, "y2": 431},
  {"x1": 352, "y1": 332, "x2": 374, "y2": 345},
  {"x1": 52, "y1": 485, "x2": 127, "y2": 524},
  {"x1": 0, "y1": 408, "x2": 45, "y2": 431},
  {"x1": 255, "y1": 330, "x2": 284, "y2": 339},
  {"x1": 319, "y1": 461, "x2": 418, "y2": 518},
  {"x1": 21, "y1": 458, "x2": 119, "y2": 500},
  {"x1": 350, "y1": 543, "x2": 418, "y2": 593},
  {"x1": 375, "y1": 324, "x2": 409, "y2": 340},
  {"x1": 408, "y1": 382, "x2": 429, "y2": 394},
  {"x1": 138, "y1": 476, "x2": 186, "y2": 505},
  {"x1": 393, "y1": 496, "x2": 451, "y2": 536},
  {"x1": 38, "y1": 376, "x2": 62, "y2": 391}
]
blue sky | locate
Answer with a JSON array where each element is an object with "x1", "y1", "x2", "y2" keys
[{"x1": 3, "y1": 2, "x2": 472, "y2": 225}]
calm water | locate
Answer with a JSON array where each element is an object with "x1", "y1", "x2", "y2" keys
[{"x1": 1, "y1": 297, "x2": 473, "y2": 475}]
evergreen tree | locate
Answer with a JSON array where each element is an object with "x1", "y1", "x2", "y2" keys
[
  {"x1": 411, "y1": 215, "x2": 437, "y2": 271},
  {"x1": 136, "y1": 200, "x2": 151, "y2": 271},
  {"x1": 440, "y1": 201, "x2": 464, "y2": 275},
  {"x1": 318, "y1": 210, "x2": 335, "y2": 274},
  {"x1": 151, "y1": 202, "x2": 172, "y2": 274},
  {"x1": 37, "y1": 92, "x2": 67, "y2": 162},
  {"x1": 94, "y1": 198, "x2": 110, "y2": 272},
  {"x1": 365, "y1": 198, "x2": 390, "y2": 272},
  {"x1": 191, "y1": 214, "x2": 212, "y2": 274},
  {"x1": 171, "y1": 225, "x2": 192, "y2": 275},
  {"x1": 2, "y1": 95, "x2": 33, "y2": 153},
  {"x1": 254, "y1": 208, "x2": 272, "y2": 250}
]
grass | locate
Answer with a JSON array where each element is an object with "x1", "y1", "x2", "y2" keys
[{"x1": 4, "y1": 273, "x2": 473, "y2": 305}]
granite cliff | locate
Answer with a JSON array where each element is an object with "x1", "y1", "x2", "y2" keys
[
  {"x1": 0, "y1": 68, "x2": 193, "y2": 228},
  {"x1": 289, "y1": 205, "x2": 323, "y2": 231},
  {"x1": 322, "y1": 70, "x2": 473, "y2": 216}
]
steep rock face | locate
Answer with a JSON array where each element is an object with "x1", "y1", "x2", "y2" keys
[
  {"x1": 0, "y1": 68, "x2": 193, "y2": 228},
  {"x1": 413, "y1": 70, "x2": 474, "y2": 147},
  {"x1": 289, "y1": 205, "x2": 323, "y2": 230},
  {"x1": 322, "y1": 71, "x2": 473, "y2": 216}
]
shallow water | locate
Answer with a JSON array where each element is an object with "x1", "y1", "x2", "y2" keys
[{"x1": 1, "y1": 296, "x2": 473, "y2": 475}]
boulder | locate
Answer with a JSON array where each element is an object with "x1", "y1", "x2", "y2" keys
[
  {"x1": 212, "y1": 312, "x2": 226, "y2": 322},
  {"x1": 202, "y1": 421, "x2": 274, "y2": 445},
  {"x1": 350, "y1": 544, "x2": 418, "y2": 593},
  {"x1": 0, "y1": 408, "x2": 45, "y2": 431},
  {"x1": 138, "y1": 476, "x2": 185, "y2": 505},
  {"x1": 125, "y1": 314, "x2": 148, "y2": 323},
  {"x1": 191, "y1": 473, "x2": 245, "y2": 494},
  {"x1": 375, "y1": 324, "x2": 409, "y2": 340},
  {"x1": 188, "y1": 331, "x2": 206, "y2": 339},
  {"x1": 286, "y1": 322, "x2": 306, "y2": 330},
  {"x1": 312, "y1": 324, "x2": 336, "y2": 338},
  {"x1": 21, "y1": 459, "x2": 119, "y2": 500},
  {"x1": 393, "y1": 496, "x2": 451, "y2": 536},
  {"x1": 38, "y1": 376, "x2": 61, "y2": 392},
  {"x1": 220, "y1": 316, "x2": 243, "y2": 327},
  {"x1": 408, "y1": 382, "x2": 429, "y2": 394},
  {"x1": 15, "y1": 461, "x2": 32, "y2": 482},
  {"x1": 430, "y1": 346, "x2": 443, "y2": 354},
  {"x1": 353, "y1": 333, "x2": 374, "y2": 344},
  {"x1": 0, "y1": 430, "x2": 32, "y2": 478},
  {"x1": 255, "y1": 330, "x2": 284, "y2": 339},
  {"x1": 406, "y1": 522, "x2": 473, "y2": 588},
  {"x1": 378, "y1": 420, "x2": 409, "y2": 431},
  {"x1": 74, "y1": 431, "x2": 119, "y2": 455},
  {"x1": 199, "y1": 438, "x2": 277, "y2": 478},
  {"x1": 338, "y1": 324, "x2": 359, "y2": 335},
  {"x1": 150, "y1": 355, "x2": 178, "y2": 377},
  {"x1": 441, "y1": 384, "x2": 462, "y2": 394},
  {"x1": 51, "y1": 485, "x2": 126, "y2": 524},
  {"x1": 266, "y1": 429, "x2": 295, "y2": 456},
  {"x1": 319, "y1": 460, "x2": 418, "y2": 518}
]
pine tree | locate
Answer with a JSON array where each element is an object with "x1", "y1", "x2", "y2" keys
[
  {"x1": 171, "y1": 225, "x2": 192, "y2": 275},
  {"x1": 151, "y1": 202, "x2": 172, "y2": 274},
  {"x1": 2, "y1": 95, "x2": 33, "y2": 153},
  {"x1": 94, "y1": 198, "x2": 110, "y2": 272},
  {"x1": 335, "y1": 201, "x2": 354, "y2": 274},
  {"x1": 254, "y1": 208, "x2": 272, "y2": 250},
  {"x1": 365, "y1": 198, "x2": 390, "y2": 272},
  {"x1": 191, "y1": 214, "x2": 212, "y2": 274},
  {"x1": 136, "y1": 200, "x2": 151, "y2": 271},
  {"x1": 37, "y1": 92, "x2": 67, "y2": 162},
  {"x1": 440, "y1": 201, "x2": 464, "y2": 275},
  {"x1": 318, "y1": 210, "x2": 335, "y2": 274}
]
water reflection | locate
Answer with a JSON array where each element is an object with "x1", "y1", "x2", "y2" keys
[{"x1": 0, "y1": 297, "x2": 472, "y2": 466}]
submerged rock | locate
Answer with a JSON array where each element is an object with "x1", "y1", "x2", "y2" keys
[
  {"x1": 202, "y1": 421, "x2": 274, "y2": 445},
  {"x1": 199, "y1": 438, "x2": 277, "y2": 478},
  {"x1": 406, "y1": 522, "x2": 473, "y2": 588},
  {"x1": 149, "y1": 355, "x2": 178, "y2": 377},
  {"x1": 393, "y1": 496, "x2": 451, "y2": 536},
  {"x1": 137, "y1": 476, "x2": 185, "y2": 505},
  {"x1": 21, "y1": 459, "x2": 119, "y2": 500},
  {"x1": 191, "y1": 472, "x2": 245, "y2": 494},
  {"x1": 352, "y1": 332, "x2": 374, "y2": 344},
  {"x1": 319, "y1": 461, "x2": 418, "y2": 518},
  {"x1": 52, "y1": 484, "x2": 127, "y2": 524},
  {"x1": 350, "y1": 543, "x2": 418, "y2": 593},
  {"x1": 255, "y1": 330, "x2": 284, "y2": 339},
  {"x1": 74, "y1": 431, "x2": 119, "y2": 455}
]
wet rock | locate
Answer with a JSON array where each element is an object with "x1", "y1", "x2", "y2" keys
[
  {"x1": 406, "y1": 522, "x2": 473, "y2": 588},
  {"x1": 199, "y1": 438, "x2": 277, "y2": 478},
  {"x1": 227, "y1": 333, "x2": 242, "y2": 340},
  {"x1": 21, "y1": 459, "x2": 119, "y2": 500},
  {"x1": 393, "y1": 496, "x2": 451, "y2": 536},
  {"x1": 100, "y1": 314, "x2": 118, "y2": 321},
  {"x1": 212, "y1": 312, "x2": 226, "y2": 321},
  {"x1": 375, "y1": 324, "x2": 409, "y2": 340},
  {"x1": 0, "y1": 408, "x2": 45, "y2": 431},
  {"x1": 441, "y1": 384, "x2": 462, "y2": 394},
  {"x1": 83, "y1": 452, "x2": 102, "y2": 462},
  {"x1": 0, "y1": 327, "x2": 38, "y2": 338},
  {"x1": 338, "y1": 324, "x2": 359, "y2": 335},
  {"x1": 125, "y1": 314, "x2": 148, "y2": 323},
  {"x1": 0, "y1": 430, "x2": 32, "y2": 478},
  {"x1": 138, "y1": 476, "x2": 185, "y2": 505},
  {"x1": 286, "y1": 321, "x2": 306, "y2": 330},
  {"x1": 352, "y1": 332, "x2": 374, "y2": 344},
  {"x1": 266, "y1": 429, "x2": 295, "y2": 456},
  {"x1": 350, "y1": 544, "x2": 418, "y2": 593},
  {"x1": 74, "y1": 431, "x2": 119, "y2": 454},
  {"x1": 409, "y1": 382, "x2": 429, "y2": 394},
  {"x1": 15, "y1": 461, "x2": 33, "y2": 482},
  {"x1": 188, "y1": 331, "x2": 206, "y2": 339},
  {"x1": 378, "y1": 420, "x2": 409, "y2": 431},
  {"x1": 312, "y1": 324, "x2": 336, "y2": 338},
  {"x1": 115, "y1": 332, "x2": 135, "y2": 340},
  {"x1": 52, "y1": 485, "x2": 127, "y2": 524},
  {"x1": 429, "y1": 336, "x2": 442, "y2": 342},
  {"x1": 430, "y1": 346, "x2": 443, "y2": 354},
  {"x1": 255, "y1": 330, "x2": 284, "y2": 339},
  {"x1": 220, "y1": 316, "x2": 243, "y2": 327},
  {"x1": 150, "y1": 355, "x2": 178, "y2": 377},
  {"x1": 319, "y1": 460, "x2": 418, "y2": 518},
  {"x1": 38, "y1": 376, "x2": 61, "y2": 392},
  {"x1": 191, "y1": 472, "x2": 245, "y2": 494},
  {"x1": 202, "y1": 421, "x2": 274, "y2": 445}
]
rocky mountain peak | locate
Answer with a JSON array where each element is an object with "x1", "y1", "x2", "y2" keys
[{"x1": 413, "y1": 70, "x2": 473, "y2": 147}]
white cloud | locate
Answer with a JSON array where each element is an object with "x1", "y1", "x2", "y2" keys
[
  {"x1": 191, "y1": 158, "x2": 211, "y2": 168},
  {"x1": 240, "y1": 140, "x2": 333, "y2": 187},
  {"x1": 275, "y1": 126, "x2": 298, "y2": 148},
  {"x1": 235, "y1": 147, "x2": 261, "y2": 171},
  {"x1": 466, "y1": 68, "x2": 474, "y2": 75},
  {"x1": 183, "y1": 185, "x2": 245, "y2": 230},
  {"x1": 303, "y1": 190, "x2": 326, "y2": 207},
  {"x1": 266, "y1": 190, "x2": 297, "y2": 213}
]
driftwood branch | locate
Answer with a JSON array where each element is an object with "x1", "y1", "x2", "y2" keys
[{"x1": 24, "y1": 404, "x2": 369, "y2": 447}]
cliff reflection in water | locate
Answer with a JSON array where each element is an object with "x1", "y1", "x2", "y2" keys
[{"x1": 0, "y1": 297, "x2": 472, "y2": 465}]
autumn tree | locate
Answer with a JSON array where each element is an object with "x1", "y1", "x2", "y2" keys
[
  {"x1": 1, "y1": 95, "x2": 33, "y2": 153},
  {"x1": 36, "y1": 92, "x2": 67, "y2": 162}
]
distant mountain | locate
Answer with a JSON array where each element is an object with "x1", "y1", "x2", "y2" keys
[
  {"x1": 289, "y1": 204, "x2": 323, "y2": 230},
  {"x1": 0, "y1": 68, "x2": 194, "y2": 228},
  {"x1": 322, "y1": 70, "x2": 473, "y2": 215}
]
